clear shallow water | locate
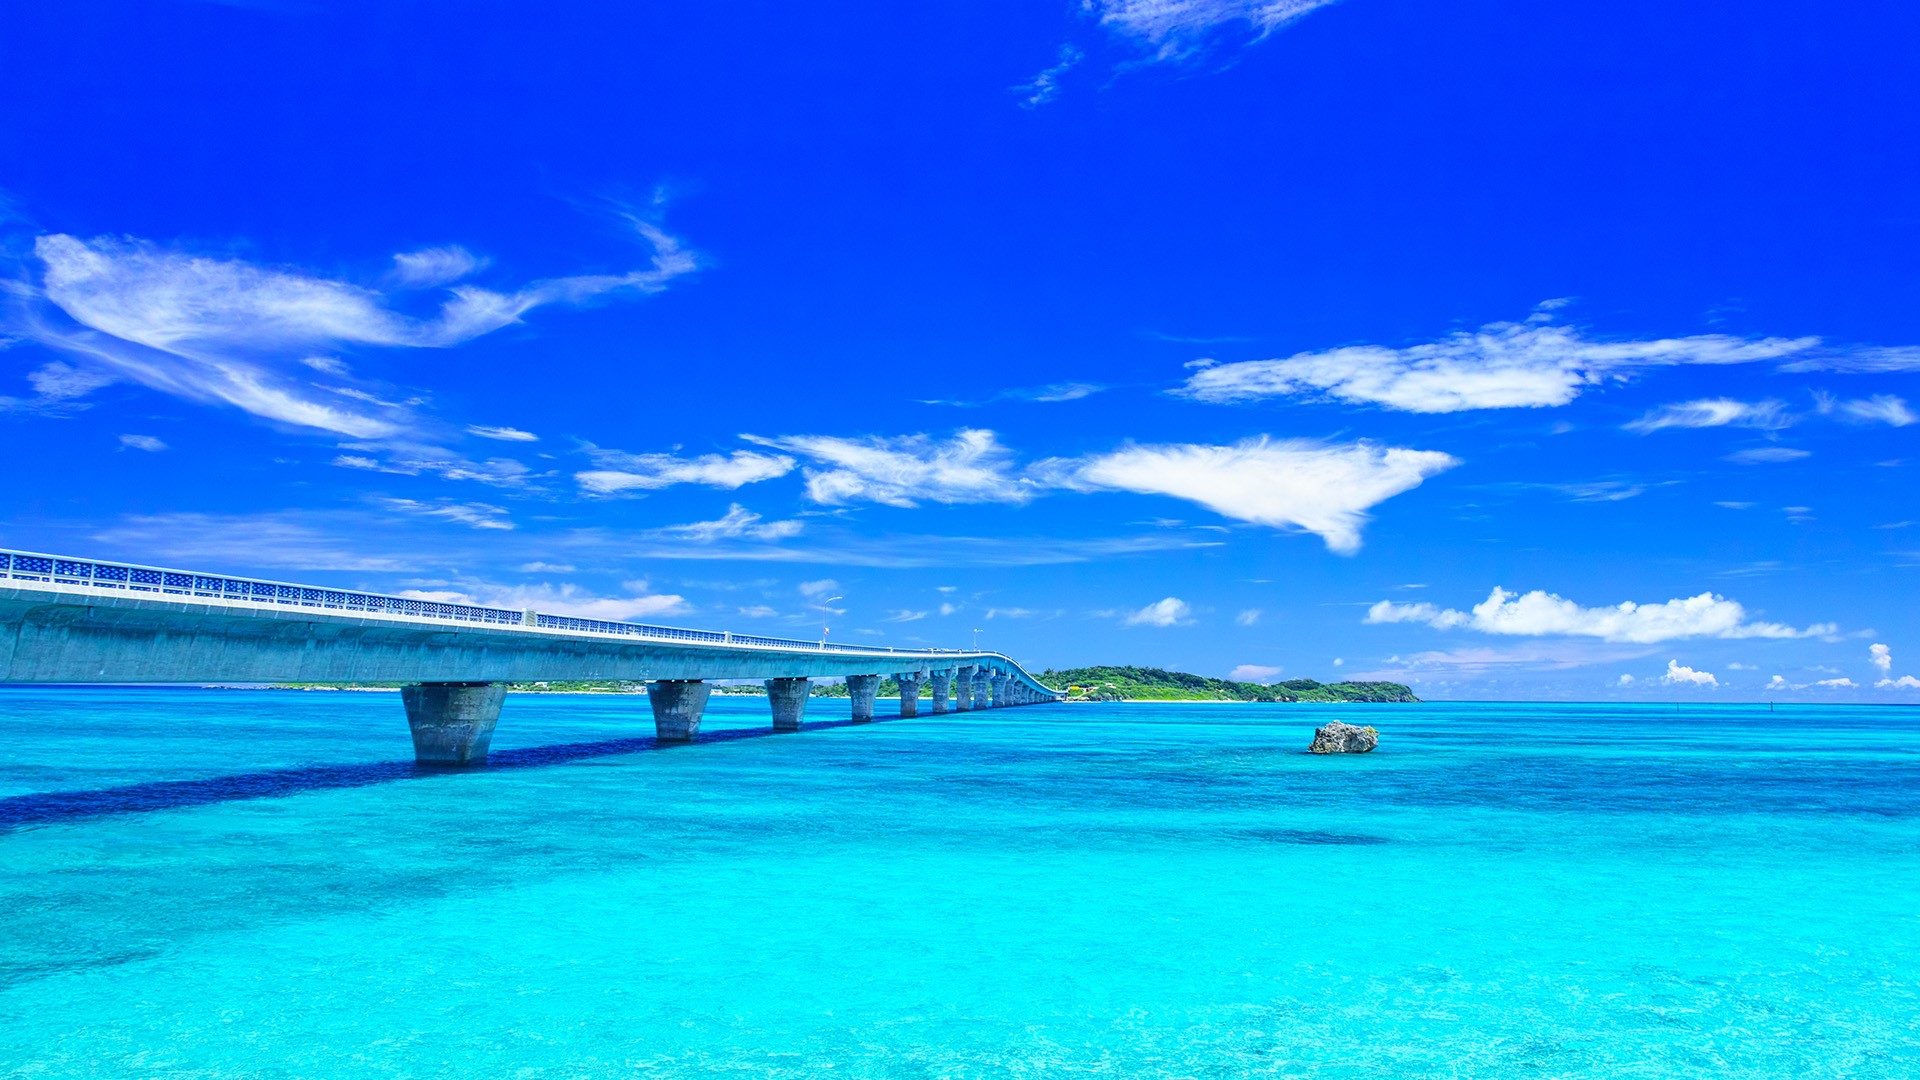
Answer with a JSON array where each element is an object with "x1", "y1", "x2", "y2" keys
[{"x1": 1, "y1": 689, "x2": 1916, "y2": 1078}]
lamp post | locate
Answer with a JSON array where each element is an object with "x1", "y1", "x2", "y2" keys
[
  {"x1": 971, "y1": 627, "x2": 981, "y2": 650},
  {"x1": 819, "y1": 596, "x2": 843, "y2": 645}
]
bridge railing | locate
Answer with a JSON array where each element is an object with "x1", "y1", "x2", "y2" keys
[{"x1": 1, "y1": 550, "x2": 974, "y2": 660}]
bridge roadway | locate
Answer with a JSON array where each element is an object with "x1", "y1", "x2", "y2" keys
[{"x1": 0, "y1": 549, "x2": 1064, "y2": 766}]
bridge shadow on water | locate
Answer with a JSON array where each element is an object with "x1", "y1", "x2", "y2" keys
[{"x1": 0, "y1": 717, "x2": 890, "y2": 830}]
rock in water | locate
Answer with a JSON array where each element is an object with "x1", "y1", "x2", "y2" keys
[{"x1": 1308, "y1": 721, "x2": 1378, "y2": 754}]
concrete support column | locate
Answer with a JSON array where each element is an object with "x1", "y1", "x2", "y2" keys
[
  {"x1": 990, "y1": 674, "x2": 1010, "y2": 708},
  {"x1": 403, "y1": 682, "x2": 506, "y2": 767},
  {"x1": 972, "y1": 669, "x2": 991, "y2": 710},
  {"x1": 765, "y1": 677, "x2": 811, "y2": 732},
  {"x1": 895, "y1": 671, "x2": 925, "y2": 718},
  {"x1": 930, "y1": 670, "x2": 955, "y2": 714},
  {"x1": 847, "y1": 674, "x2": 881, "y2": 723},
  {"x1": 648, "y1": 679, "x2": 710, "y2": 741},
  {"x1": 953, "y1": 666, "x2": 978, "y2": 712}
]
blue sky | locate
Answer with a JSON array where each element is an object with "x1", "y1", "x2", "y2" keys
[{"x1": 4, "y1": 0, "x2": 1918, "y2": 700}]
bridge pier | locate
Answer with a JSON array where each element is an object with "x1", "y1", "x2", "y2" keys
[
  {"x1": 895, "y1": 671, "x2": 924, "y2": 717},
  {"x1": 766, "y1": 677, "x2": 810, "y2": 732},
  {"x1": 402, "y1": 681, "x2": 506, "y2": 767},
  {"x1": 972, "y1": 669, "x2": 991, "y2": 710},
  {"x1": 990, "y1": 673, "x2": 1010, "y2": 708},
  {"x1": 847, "y1": 674, "x2": 881, "y2": 722},
  {"x1": 929, "y1": 669, "x2": 954, "y2": 714},
  {"x1": 953, "y1": 665, "x2": 977, "y2": 712},
  {"x1": 648, "y1": 679, "x2": 710, "y2": 741}
]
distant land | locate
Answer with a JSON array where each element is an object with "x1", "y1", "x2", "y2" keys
[
  {"x1": 272, "y1": 668, "x2": 1418, "y2": 702},
  {"x1": 1038, "y1": 667, "x2": 1418, "y2": 703}
]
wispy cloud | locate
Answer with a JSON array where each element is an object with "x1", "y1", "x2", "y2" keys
[
  {"x1": 1044, "y1": 437, "x2": 1457, "y2": 554},
  {"x1": 334, "y1": 444, "x2": 538, "y2": 488},
  {"x1": 7, "y1": 213, "x2": 695, "y2": 438},
  {"x1": 117, "y1": 433, "x2": 167, "y2": 452},
  {"x1": 1016, "y1": 44, "x2": 1084, "y2": 108},
  {"x1": 1624, "y1": 398, "x2": 1794, "y2": 433},
  {"x1": 1095, "y1": 0, "x2": 1341, "y2": 61},
  {"x1": 1815, "y1": 392, "x2": 1915, "y2": 427},
  {"x1": 576, "y1": 448, "x2": 795, "y2": 495},
  {"x1": 374, "y1": 497, "x2": 514, "y2": 531},
  {"x1": 1125, "y1": 596, "x2": 1193, "y2": 627},
  {"x1": 644, "y1": 504, "x2": 804, "y2": 542},
  {"x1": 403, "y1": 580, "x2": 688, "y2": 621},
  {"x1": 1228, "y1": 663, "x2": 1280, "y2": 681},
  {"x1": 1178, "y1": 310, "x2": 1817, "y2": 413},
  {"x1": 743, "y1": 429, "x2": 1033, "y2": 507},
  {"x1": 388, "y1": 246, "x2": 487, "y2": 288},
  {"x1": 466, "y1": 424, "x2": 539, "y2": 442},
  {"x1": 1723, "y1": 446, "x2": 1810, "y2": 465},
  {"x1": 1368, "y1": 586, "x2": 1835, "y2": 643}
]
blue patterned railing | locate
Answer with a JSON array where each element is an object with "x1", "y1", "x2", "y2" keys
[{"x1": 0, "y1": 549, "x2": 967, "y2": 658}]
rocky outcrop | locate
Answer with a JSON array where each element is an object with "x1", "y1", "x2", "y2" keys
[{"x1": 1308, "y1": 721, "x2": 1378, "y2": 754}]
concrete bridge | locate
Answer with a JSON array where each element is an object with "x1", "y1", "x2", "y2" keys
[{"x1": 0, "y1": 549, "x2": 1063, "y2": 766}]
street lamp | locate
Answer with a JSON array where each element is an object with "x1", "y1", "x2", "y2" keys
[
  {"x1": 971, "y1": 627, "x2": 981, "y2": 650},
  {"x1": 819, "y1": 596, "x2": 843, "y2": 645}
]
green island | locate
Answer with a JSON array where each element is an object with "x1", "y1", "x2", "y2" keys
[
  {"x1": 269, "y1": 668, "x2": 1415, "y2": 702},
  {"x1": 1036, "y1": 666, "x2": 1417, "y2": 703}
]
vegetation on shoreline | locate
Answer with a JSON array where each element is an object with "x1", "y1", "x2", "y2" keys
[
  {"x1": 271, "y1": 669, "x2": 1416, "y2": 703},
  {"x1": 1037, "y1": 666, "x2": 1417, "y2": 703}
]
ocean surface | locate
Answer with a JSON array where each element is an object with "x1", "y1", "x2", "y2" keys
[{"x1": 0, "y1": 688, "x2": 1915, "y2": 1078}]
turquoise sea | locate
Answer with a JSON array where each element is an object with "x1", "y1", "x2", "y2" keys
[{"x1": 1, "y1": 688, "x2": 1916, "y2": 1078}]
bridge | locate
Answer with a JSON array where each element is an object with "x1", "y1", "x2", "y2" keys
[{"x1": 0, "y1": 549, "x2": 1063, "y2": 766}]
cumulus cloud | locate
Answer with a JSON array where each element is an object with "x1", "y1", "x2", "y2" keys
[
  {"x1": 117, "y1": 433, "x2": 167, "y2": 452},
  {"x1": 1623, "y1": 398, "x2": 1793, "y2": 434},
  {"x1": 576, "y1": 449, "x2": 795, "y2": 495},
  {"x1": 744, "y1": 429, "x2": 1030, "y2": 507},
  {"x1": 1367, "y1": 586, "x2": 1834, "y2": 644},
  {"x1": 10, "y1": 217, "x2": 694, "y2": 437},
  {"x1": 1663, "y1": 660, "x2": 1718, "y2": 686},
  {"x1": 1872, "y1": 643, "x2": 1892, "y2": 672},
  {"x1": 648, "y1": 504, "x2": 803, "y2": 543},
  {"x1": 1125, "y1": 596, "x2": 1193, "y2": 627},
  {"x1": 1177, "y1": 314, "x2": 1816, "y2": 414},
  {"x1": 1813, "y1": 677, "x2": 1856, "y2": 688},
  {"x1": 1229, "y1": 663, "x2": 1281, "y2": 681},
  {"x1": 1617, "y1": 673, "x2": 1635, "y2": 686},
  {"x1": 1879, "y1": 675, "x2": 1920, "y2": 689},
  {"x1": 1767, "y1": 675, "x2": 1787, "y2": 690},
  {"x1": 1095, "y1": 0, "x2": 1340, "y2": 59},
  {"x1": 1049, "y1": 437, "x2": 1457, "y2": 554}
]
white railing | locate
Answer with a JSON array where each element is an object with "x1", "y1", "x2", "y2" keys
[{"x1": 0, "y1": 548, "x2": 988, "y2": 663}]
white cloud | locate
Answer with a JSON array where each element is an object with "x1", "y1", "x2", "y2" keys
[
  {"x1": 1878, "y1": 675, "x2": 1920, "y2": 689},
  {"x1": 466, "y1": 424, "x2": 539, "y2": 442},
  {"x1": 1813, "y1": 677, "x2": 1856, "y2": 688},
  {"x1": 1016, "y1": 44, "x2": 1083, "y2": 108},
  {"x1": 519, "y1": 561, "x2": 574, "y2": 573},
  {"x1": 1724, "y1": 447, "x2": 1810, "y2": 464},
  {"x1": 798, "y1": 579, "x2": 840, "y2": 599},
  {"x1": 118, "y1": 433, "x2": 167, "y2": 452},
  {"x1": 1367, "y1": 586, "x2": 1835, "y2": 643},
  {"x1": 389, "y1": 246, "x2": 486, "y2": 288},
  {"x1": 1125, "y1": 596, "x2": 1193, "y2": 627},
  {"x1": 1051, "y1": 437, "x2": 1456, "y2": 555},
  {"x1": 1332, "y1": 657, "x2": 1343, "y2": 667},
  {"x1": 13, "y1": 218, "x2": 693, "y2": 437},
  {"x1": 1095, "y1": 0, "x2": 1339, "y2": 59},
  {"x1": 1229, "y1": 664, "x2": 1281, "y2": 682},
  {"x1": 1177, "y1": 315, "x2": 1816, "y2": 414},
  {"x1": 1663, "y1": 660, "x2": 1718, "y2": 686},
  {"x1": 744, "y1": 429, "x2": 1030, "y2": 508},
  {"x1": 938, "y1": 602, "x2": 958, "y2": 616},
  {"x1": 650, "y1": 504, "x2": 803, "y2": 542},
  {"x1": 333, "y1": 445, "x2": 534, "y2": 488},
  {"x1": 1235, "y1": 608, "x2": 1261, "y2": 626},
  {"x1": 1727, "y1": 662, "x2": 1756, "y2": 670},
  {"x1": 1825, "y1": 394, "x2": 1916, "y2": 427},
  {"x1": 1767, "y1": 675, "x2": 1787, "y2": 690},
  {"x1": 406, "y1": 580, "x2": 688, "y2": 622},
  {"x1": 1624, "y1": 398, "x2": 1792, "y2": 434},
  {"x1": 577, "y1": 449, "x2": 795, "y2": 495},
  {"x1": 1617, "y1": 673, "x2": 1635, "y2": 685},
  {"x1": 374, "y1": 497, "x2": 514, "y2": 531},
  {"x1": 884, "y1": 609, "x2": 929, "y2": 622},
  {"x1": 738, "y1": 605, "x2": 778, "y2": 618},
  {"x1": 1872, "y1": 643, "x2": 1892, "y2": 672}
]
